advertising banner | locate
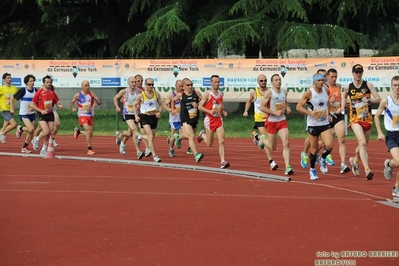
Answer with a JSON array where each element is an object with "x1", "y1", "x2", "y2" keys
[{"x1": 1, "y1": 57, "x2": 399, "y2": 102}]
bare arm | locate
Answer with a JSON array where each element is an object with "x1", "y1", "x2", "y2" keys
[
  {"x1": 156, "y1": 91, "x2": 163, "y2": 119},
  {"x1": 296, "y1": 89, "x2": 313, "y2": 116},
  {"x1": 374, "y1": 97, "x2": 387, "y2": 141},
  {"x1": 70, "y1": 93, "x2": 79, "y2": 112},
  {"x1": 163, "y1": 91, "x2": 173, "y2": 113},
  {"x1": 367, "y1": 82, "x2": 381, "y2": 105},
  {"x1": 113, "y1": 89, "x2": 126, "y2": 112},
  {"x1": 259, "y1": 90, "x2": 274, "y2": 115},
  {"x1": 243, "y1": 90, "x2": 256, "y2": 116},
  {"x1": 198, "y1": 91, "x2": 210, "y2": 115}
]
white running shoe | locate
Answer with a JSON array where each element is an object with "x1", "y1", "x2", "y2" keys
[
  {"x1": 349, "y1": 157, "x2": 360, "y2": 176},
  {"x1": 145, "y1": 148, "x2": 152, "y2": 157},
  {"x1": 340, "y1": 163, "x2": 350, "y2": 174},
  {"x1": 384, "y1": 159, "x2": 393, "y2": 180},
  {"x1": 270, "y1": 160, "x2": 278, "y2": 170},
  {"x1": 32, "y1": 136, "x2": 39, "y2": 151},
  {"x1": 0, "y1": 133, "x2": 6, "y2": 143},
  {"x1": 153, "y1": 155, "x2": 162, "y2": 163},
  {"x1": 310, "y1": 168, "x2": 318, "y2": 180},
  {"x1": 119, "y1": 143, "x2": 126, "y2": 155},
  {"x1": 52, "y1": 138, "x2": 59, "y2": 147},
  {"x1": 16, "y1": 125, "x2": 23, "y2": 138},
  {"x1": 319, "y1": 157, "x2": 328, "y2": 174}
]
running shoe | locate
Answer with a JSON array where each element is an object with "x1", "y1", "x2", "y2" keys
[
  {"x1": 349, "y1": 157, "x2": 360, "y2": 176},
  {"x1": 393, "y1": 187, "x2": 399, "y2": 197},
  {"x1": 340, "y1": 163, "x2": 350, "y2": 174},
  {"x1": 174, "y1": 133, "x2": 181, "y2": 149},
  {"x1": 87, "y1": 149, "x2": 96, "y2": 155},
  {"x1": 115, "y1": 131, "x2": 121, "y2": 146},
  {"x1": 21, "y1": 147, "x2": 32, "y2": 154},
  {"x1": 74, "y1": 127, "x2": 80, "y2": 139},
  {"x1": 220, "y1": 160, "x2": 230, "y2": 169},
  {"x1": 258, "y1": 135, "x2": 265, "y2": 149},
  {"x1": 384, "y1": 159, "x2": 393, "y2": 180},
  {"x1": 319, "y1": 157, "x2": 328, "y2": 174},
  {"x1": 310, "y1": 168, "x2": 318, "y2": 180},
  {"x1": 197, "y1": 130, "x2": 205, "y2": 143},
  {"x1": 168, "y1": 148, "x2": 175, "y2": 157},
  {"x1": 300, "y1": 152, "x2": 308, "y2": 169},
  {"x1": 195, "y1": 153, "x2": 204, "y2": 163},
  {"x1": 40, "y1": 148, "x2": 47, "y2": 156},
  {"x1": 153, "y1": 155, "x2": 162, "y2": 163},
  {"x1": 119, "y1": 143, "x2": 126, "y2": 155},
  {"x1": 0, "y1": 133, "x2": 6, "y2": 143},
  {"x1": 325, "y1": 154, "x2": 335, "y2": 166},
  {"x1": 251, "y1": 130, "x2": 259, "y2": 146},
  {"x1": 186, "y1": 147, "x2": 194, "y2": 155},
  {"x1": 365, "y1": 169, "x2": 374, "y2": 180},
  {"x1": 52, "y1": 138, "x2": 59, "y2": 147},
  {"x1": 145, "y1": 148, "x2": 152, "y2": 157},
  {"x1": 270, "y1": 160, "x2": 278, "y2": 170},
  {"x1": 285, "y1": 165, "x2": 294, "y2": 175},
  {"x1": 15, "y1": 125, "x2": 23, "y2": 138},
  {"x1": 32, "y1": 136, "x2": 39, "y2": 151},
  {"x1": 137, "y1": 151, "x2": 145, "y2": 160}
]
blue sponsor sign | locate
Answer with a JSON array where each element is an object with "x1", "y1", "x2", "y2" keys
[
  {"x1": 203, "y1": 77, "x2": 224, "y2": 86},
  {"x1": 101, "y1": 77, "x2": 121, "y2": 87},
  {"x1": 11, "y1": 78, "x2": 22, "y2": 86}
]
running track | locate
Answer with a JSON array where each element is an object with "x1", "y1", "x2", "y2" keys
[{"x1": 0, "y1": 135, "x2": 398, "y2": 266}]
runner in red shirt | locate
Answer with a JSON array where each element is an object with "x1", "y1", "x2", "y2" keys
[
  {"x1": 197, "y1": 75, "x2": 230, "y2": 169},
  {"x1": 30, "y1": 75, "x2": 63, "y2": 156}
]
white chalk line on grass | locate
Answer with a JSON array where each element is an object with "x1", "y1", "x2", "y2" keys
[{"x1": 0, "y1": 188, "x2": 372, "y2": 201}]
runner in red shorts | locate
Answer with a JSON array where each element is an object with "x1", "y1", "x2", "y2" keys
[
  {"x1": 197, "y1": 75, "x2": 230, "y2": 169},
  {"x1": 259, "y1": 74, "x2": 293, "y2": 175}
]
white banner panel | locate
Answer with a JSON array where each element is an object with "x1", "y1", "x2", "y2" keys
[{"x1": 1, "y1": 57, "x2": 398, "y2": 102}]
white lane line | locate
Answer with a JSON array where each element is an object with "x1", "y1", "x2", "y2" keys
[{"x1": 0, "y1": 189, "x2": 372, "y2": 201}]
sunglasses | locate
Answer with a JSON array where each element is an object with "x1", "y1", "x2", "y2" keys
[
  {"x1": 186, "y1": 83, "x2": 193, "y2": 86},
  {"x1": 259, "y1": 79, "x2": 267, "y2": 82},
  {"x1": 146, "y1": 83, "x2": 154, "y2": 86},
  {"x1": 136, "y1": 80, "x2": 142, "y2": 82},
  {"x1": 354, "y1": 71, "x2": 363, "y2": 74}
]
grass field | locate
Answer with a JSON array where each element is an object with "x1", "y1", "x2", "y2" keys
[{"x1": 32, "y1": 109, "x2": 383, "y2": 140}]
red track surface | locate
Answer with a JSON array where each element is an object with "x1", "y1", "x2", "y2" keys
[{"x1": 1, "y1": 135, "x2": 398, "y2": 265}]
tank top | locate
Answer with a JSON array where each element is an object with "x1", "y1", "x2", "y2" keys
[
  {"x1": 180, "y1": 91, "x2": 200, "y2": 122},
  {"x1": 77, "y1": 91, "x2": 94, "y2": 117},
  {"x1": 347, "y1": 81, "x2": 372, "y2": 124},
  {"x1": 123, "y1": 87, "x2": 139, "y2": 115},
  {"x1": 384, "y1": 96, "x2": 399, "y2": 131},
  {"x1": 19, "y1": 87, "x2": 37, "y2": 115},
  {"x1": 266, "y1": 88, "x2": 286, "y2": 123},
  {"x1": 328, "y1": 85, "x2": 341, "y2": 114},
  {"x1": 254, "y1": 88, "x2": 267, "y2": 122},
  {"x1": 203, "y1": 90, "x2": 223, "y2": 118},
  {"x1": 306, "y1": 87, "x2": 329, "y2": 127},
  {"x1": 140, "y1": 89, "x2": 159, "y2": 115},
  {"x1": 169, "y1": 91, "x2": 181, "y2": 123}
]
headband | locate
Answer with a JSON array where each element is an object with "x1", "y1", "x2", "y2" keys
[{"x1": 313, "y1": 74, "x2": 325, "y2": 82}]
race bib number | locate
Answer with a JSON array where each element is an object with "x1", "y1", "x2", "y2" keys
[
  {"x1": 44, "y1": 100, "x2": 53, "y2": 112},
  {"x1": 314, "y1": 108, "x2": 328, "y2": 122},
  {"x1": 212, "y1": 103, "x2": 221, "y2": 117},
  {"x1": 188, "y1": 107, "x2": 197, "y2": 119},
  {"x1": 81, "y1": 102, "x2": 91, "y2": 114},
  {"x1": 355, "y1": 102, "x2": 369, "y2": 119}
]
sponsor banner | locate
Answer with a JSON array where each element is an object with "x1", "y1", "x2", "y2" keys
[{"x1": 1, "y1": 57, "x2": 399, "y2": 102}]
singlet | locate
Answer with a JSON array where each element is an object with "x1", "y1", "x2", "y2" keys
[
  {"x1": 0, "y1": 85, "x2": 18, "y2": 111},
  {"x1": 266, "y1": 88, "x2": 286, "y2": 123},
  {"x1": 180, "y1": 90, "x2": 200, "y2": 122},
  {"x1": 306, "y1": 87, "x2": 329, "y2": 127},
  {"x1": 17, "y1": 87, "x2": 37, "y2": 115},
  {"x1": 254, "y1": 88, "x2": 267, "y2": 122},
  {"x1": 77, "y1": 91, "x2": 94, "y2": 117},
  {"x1": 328, "y1": 85, "x2": 342, "y2": 114},
  {"x1": 123, "y1": 87, "x2": 139, "y2": 115},
  {"x1": 169, "y1": 91, "x2": 181, "y2": 123},
  {"x1": 203, "y1": 90, "x2": 223, "y2": 119},
  {"x1": 384, "y1": 96, "x2": 399, "y2": 132},
  {"x1": 140, "y1": 89, "x2": 159, "y2": 115},
  {"x1": 347, "y1": 81, "x2": 372, "y2": 124}
]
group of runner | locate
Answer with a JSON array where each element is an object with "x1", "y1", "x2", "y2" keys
[{"x1": 1, "y1": 67, "x2": 399, "y2": 196}]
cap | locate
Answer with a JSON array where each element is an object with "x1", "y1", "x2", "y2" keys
[{"x1": 352, "y1": 64, "x2": 364, "y2": 72}]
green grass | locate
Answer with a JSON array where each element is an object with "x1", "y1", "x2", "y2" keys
[{"x1": 50, "y1": 109, "x2": 383, "y2": 140}]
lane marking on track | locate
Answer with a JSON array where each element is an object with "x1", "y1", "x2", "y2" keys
[{"x1": 0, "y1": 189, "x2": 373, "y2": 201}]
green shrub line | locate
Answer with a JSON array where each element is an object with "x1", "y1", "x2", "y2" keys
[{"x1": 19, "y1": 109, "x2": 380, "y2": 140}]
